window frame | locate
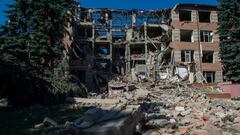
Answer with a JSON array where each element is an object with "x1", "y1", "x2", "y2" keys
[
  {"x1": 181, "y1": 50, "x2": 194, "y2": 63},
  {"x1": 200, "y1": 31, "x2": 213, "y2": 43}
]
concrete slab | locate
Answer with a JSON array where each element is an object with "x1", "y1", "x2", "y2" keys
[{"x1": 76, "y1": 105, "x2": 142, "y2": 135}]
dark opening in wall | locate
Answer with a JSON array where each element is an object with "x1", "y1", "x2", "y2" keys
[
  {"x1": 202, "y1": 51, "x2": 214, "y2": 63},
  {"x1": 203, "y1": 71, "x2": 215, "y2": 83},
  {"x1": 180, "y1": 30, "x2": 193, "y2": 42},
  {"x1": 179, "y1": 10, "x2": 192, "y2": 21},
  {"x1": 199, "y1": 11, "x2": 211, "y2": 23},
  {"x1": 147, "y1": 27, "x2": 163, "y2": 38}
]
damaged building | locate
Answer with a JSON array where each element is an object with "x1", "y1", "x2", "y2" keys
[
  {"x1": 170, "y1": 4, "x2": 223, "y2": 83},
  {"x1": 65, "y1": 4, "x2": 223, "y2": 92}
]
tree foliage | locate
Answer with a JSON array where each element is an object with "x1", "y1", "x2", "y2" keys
[
  {"x1": 218, "y1": 0, "x2": 240, "y2": 82},
  {"x1": 0, "y1": 0, "x2": 86, "y2": 106}
]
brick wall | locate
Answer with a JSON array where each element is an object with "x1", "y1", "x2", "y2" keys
[{"x1": 170, "y1": 8, "x2": 223, "y2": 82}]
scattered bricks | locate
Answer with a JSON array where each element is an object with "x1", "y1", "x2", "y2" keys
[
  {"x1": 202, "y1": 114, "x2": 210, "y2": 121},
  {"x1": 207, "y1": 93, "x2": 231, "y2": 99},
  {"x1": 192, "y1": 129, "x2": 208, "y2": 135},
  {"x1": 232, "y1": 123, "x2": 240, "y2": 131},
  {"x1": 192, "y1": 113, "x2": 204, "y2": 120},
  {"x1": 192, "y1": 94, "x2": 199, "y2": 102},
  {"x1": 180, "y1": 109, "x2": 191, "y2": 116},
  {"x1": 179, "y1": 115, "x2": 193, "y2": 125},
  {"x1": 207, "y1": 128, "x2": 222, "y2": 135},
  {"x1": 222, "y1": 115, "x2": 234, "y2": 123},
  {"x1": 178, "y1": 126, "x2": 192, "y2": 134},
  {"x1": 165, "y1": 128, "x2": 175, "y2": 133},
  {"x1": 190, "y1": 120, "x2": 206, "y2": 128},
  {"x1": 222, "y1": 131, "x2": 232, "y2": 135}
]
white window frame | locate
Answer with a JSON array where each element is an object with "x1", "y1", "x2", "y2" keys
[
  {"x1": 185, "y1": 50, "x2": 191, "y2": 62},
  {"x1": 182, "y1": 50, "x2": 194, "y2": 63},
  {"x1": 201, "y1": 31, "x2": 213, "y2": 43}
]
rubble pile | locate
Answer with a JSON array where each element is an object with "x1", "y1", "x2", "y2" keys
[
  {"x1": 139, "y1": 83, "x2": 240, "y2": 135},
  {"x1": 40, "y1": 81, "x2": 240, "y2": 135}
]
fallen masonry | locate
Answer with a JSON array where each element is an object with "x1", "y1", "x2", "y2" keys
[
  {"x1": 40, "y1": 81, "x2": 240, "y2": 135},
  {"x1": 46, "y1": 3, "x2": 240, "y2": 135}
]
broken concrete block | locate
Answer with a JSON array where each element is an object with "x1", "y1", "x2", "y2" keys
[
  {"x1": 215, "y1": 112, "x2": 226, "y2": 118},
  {"x1": 207, "y1": 128, "x2": 223, "y2": 135},
  {"x1": 146, "y1": 119, "x2": 169, "y2": 128},
  {"x1": 77, "y1": 121, "x2": 95, "y2": 129},
  {"x1": 192, "y1": 129, "x2": 208, "y2": 135},
  {"x1": 179, "y1": 115, "x2": 193, "y2": 125},
  {"x1": 175, "y1": 106, "x2": 185, "y2": 112},
  {"x1": 43, "y1": 117, "x2": 58, "y2": 127},
  {"x1": 78, "y1": 105, "x2": 142, "y2": 135},
  {"x1": 170, "y1": 118, "x2": 176, "y2": 123},
  {"x1": 34, "y1": 123, "x2": 44, "y2": 129},
  {"x1": 180, "y1": 109, "x2": 191, "y2": 116},
  {"x1": 64, "y1": 121, "x2": 74, "y2": 129},
  {"x1": 234, "y1": 117, "x2": 240, "y2": 123},
  {"x1": 150, "y1": 131, "x2": 161, "y2": 135}
]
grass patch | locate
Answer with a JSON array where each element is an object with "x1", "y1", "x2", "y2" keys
[{"x1": 0, "y1": 104, "x2": 89, "y2": 135}]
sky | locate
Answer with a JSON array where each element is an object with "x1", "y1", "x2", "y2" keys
[{"x1": 0, "y1": 0, "x2": 219, "y2": 25}]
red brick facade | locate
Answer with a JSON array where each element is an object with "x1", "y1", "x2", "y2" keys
[{"x1": 170, "y1": 4, "x2": 223, "y2": 83}]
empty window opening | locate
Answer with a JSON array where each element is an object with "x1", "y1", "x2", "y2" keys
[
  {"x1": 202, "y1": 51, "x2": 214, "y2": 63},
  {"x1": 199, "y1": 12, "x2": 211, "y2": 23},
  {"x1": 131, "y1": 60, "x2": 145, "y2": 69},
  {"x1": 181, "y1": 50, "x2": 194, "y2": 63},
  {"x1": 179, "y1": 10, "x2": 192, "y2": 21},
  {"x1": 203, "y1": 71, "x2": 215, "y2": 83},
  {"x1": 200, "y1": 31, "x2": 213, "y2": 42},
  {"x1": 130, "y1": 47, "x2": 144, "y2": 55},
  {"x1": 180, "y1": 30, "x2": 194, "y2": 42},
  {"x1": 147, "y1": 27, "x2": 163, "y2": 38}
]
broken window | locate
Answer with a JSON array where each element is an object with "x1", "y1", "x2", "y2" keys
[
  {"x1": 179, "y1": 10, "x2": 192, "y2": 21},
  {"x1": 180, "y1": 30, "x2": 194, "y2": 42},
  {"x1": 202, "y1": 51, "x2": 214, "y2": 63},
  {"x1": 200, "y1": 31, "x2": 213, "y2": 42},
  {"x1": 181, "y1": 50, "x2": 194, "y2": 63},
  {"x1": 199, "y1": 11, "x2": 211, "y2": 23},
  {"x1": 203, "y1": 71, "x2": 215, "y2": 83}
]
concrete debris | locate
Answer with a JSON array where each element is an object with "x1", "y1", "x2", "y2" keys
[
  {"x1": 137, "y1": 83, "x2": 240, "y2": 135},
  {"x1": 108, "y1": 80, "x2": 126, "y2": 98},
  {"x1": 175, "y1": 106, "x2": 185, "y2": 112},
  {"x1": 35, "y1": 117, "x2": 58, "y2": 129},
  {"x1": 73, "y1": 105, "x2": 142, "y2": 135},
  {"x1": 65, "y1": 97, "x2": 126, "y2": 105},
  {"x1": 34, "y1": 123, "x2": 45, "y2": 129},
  {"x1": 43, "y1": 117, "x2": 58, "y2": 127},
  {"x1": 43, "y1": 81, "x2": 240, "y2": 135}
]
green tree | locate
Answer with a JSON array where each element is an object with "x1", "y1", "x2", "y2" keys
[
  {"x1": 0, "y1": 0, "x2": 85, "y2": 105},
  {"x1": 218, "y1": 0, "x2": 240, "y2": 82}
]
